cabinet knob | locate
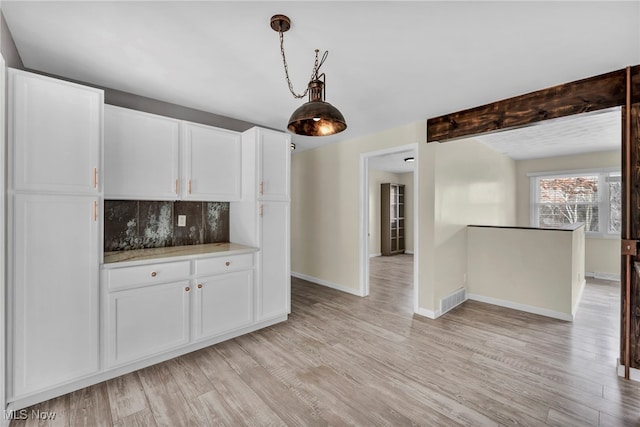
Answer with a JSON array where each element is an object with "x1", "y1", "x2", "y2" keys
[
  {"x1": 150, "y1": 271, "x2": 157, "y2": 277},
  {"x1": 185, "y1": 287, "x2": 190, "y2": 292},
  {"x1": 225, "y1": 261, "x2": 231, "y2": 267},
  {"x1": 197, "y1": 284, "x2": 203, "y2": 289}
]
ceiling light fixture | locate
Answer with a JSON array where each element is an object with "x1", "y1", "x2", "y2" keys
[
  {"x1": 404, "y1": 157, "x2": 415, "y2": 163},
  {"x1": 270, "y1": 14, "x2": 347, "y2": 137}
]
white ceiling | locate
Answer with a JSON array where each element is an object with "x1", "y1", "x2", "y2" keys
[
  {"x1": 369, "y1": 150, "x2": 415, "y2": 174},
  {"x1": 474, "y1": 108, "x2": 622, "y2": 160},
  {"x1": 2, "y1": 1, "x2": 639, "y2": 153}
]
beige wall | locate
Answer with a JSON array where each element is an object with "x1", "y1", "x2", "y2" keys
[
  {"x1": 467, "y1": 225, "x2": 585, "y2": 320},
  {"x1": 292, "y1": 127, "x2": 514, "y2": 315},
  {"x1": 368, "y1": 170, "x2": 414, "y2": 256},
  {"x1": 420, "y1": 138, "x2": 517, "y2": 314},
  {"x1": 291, "y1": 121, "x2": 425, "y2": 293},
  {"x1": 515, "y1": 150, "x2": 621, "y2": 277}
]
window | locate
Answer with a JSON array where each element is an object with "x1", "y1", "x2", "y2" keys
[{"x1": 530, "y1": 169, "x2": 621, "y2": 237}]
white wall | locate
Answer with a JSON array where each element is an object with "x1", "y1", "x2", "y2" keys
[
  {"x1": 421, "y1": 138, "x2": 517, "y2": 314},
  {"x1": 515, "y1": 150, "x2": 621, "y2": 278},
  {"x1": 368, "y1": 169, "x2": 413, "y2": 256}
]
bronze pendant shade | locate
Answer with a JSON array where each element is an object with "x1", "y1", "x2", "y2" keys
[
  {"x1": 287, "y1": 79, "x2": 347, "y2": 136},
  {"x1": 272, "y1": 14, "x2": 347, "y2": 137}
]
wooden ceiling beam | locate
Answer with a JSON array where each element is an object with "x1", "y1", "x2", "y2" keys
[{"x1": 427, "y1": 65, "x2": 640, "y2": 142}]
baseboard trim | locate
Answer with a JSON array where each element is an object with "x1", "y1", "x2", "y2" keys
[
  {"x1": 572, "y1": 279, "x2": 587, "y2": 317},
  {"x1": 405, "y1": 250, "x2": 414, "y2": 255},
  {"x1": 585, "y1": 271, "x2": 620, "y2": 281},
  {"x1": 369, "y1": 253, "x2": 382, "y2": 258},
  {"x1": 291, "y1": 272, "x2": 365, "y2": 297},
  {"x1": 617, "y1": 361, "x2": 640, "y2": 382},
  {"x1": 468, "y1": 293, "x2": 573, "y2": 321},
  {"x1": 415, "y1": 307, "x2": 439, "y2": 319}
]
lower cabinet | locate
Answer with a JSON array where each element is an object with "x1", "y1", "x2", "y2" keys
[
  {"x1": 194, "y1": 270, "x2": 253, "y2": 340},
  {"x1": 12, "y1": 194, "x2": 100, "y2": 397},
  {"x1": 107, "y1": 280, "x2": 191, "y2": 367},
  {"x1": 258, "y1": 201, "x2": 290, "y2": 320},
  {"x1": 104, "y1": 252, "x2": 256, "y2": 367}
]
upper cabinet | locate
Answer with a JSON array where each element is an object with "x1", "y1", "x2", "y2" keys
[
  {"x1": 104, "y1": 106, "x2": 241, "y2": 201},
  {"x1": 182, "y1": 122, "x2": 241, "y2": 201},
  {"x1": 10, "y1": 70, "x2": 103, "y2": 194},
  {"x1": 104, "y1": 106, "x2": 180, "y2": 200},
  {"x1": 258, "y1": 128, "x2": 291, "y2": 201}
]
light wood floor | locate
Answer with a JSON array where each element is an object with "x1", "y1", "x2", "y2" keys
[{"x1": 11, "y1": 254, "x2": 640, "y2": 426}]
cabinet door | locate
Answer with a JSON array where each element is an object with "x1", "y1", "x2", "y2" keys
[
  {"x1": 194, "y1": 270, "x2": 253, "y2": 340},
  {"x1": 10, "y1": 69, "x2": 102, "y2": 194},
  {"x1": 258, "y1": 129, "x2": 290, "y2": 201},
  {"x1": 258, "y1": 202, "x2": 290, "y2": 320},
  {"x1": 183, "y1": 122, "x2": 241, "y2": 201},
  {"x1": 107, "y1": 281, "x2": 190, "y2": 367},
  {"x1": 13, "y1": 194, "x2": 99, "y2": 396},
  {"x1": 104, "y1": 106, "x2": 180, "y2": 200}
]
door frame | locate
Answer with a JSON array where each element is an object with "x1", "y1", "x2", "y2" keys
[{"x1": 359, "y1": 143, "x2": 419, "y2": 313}]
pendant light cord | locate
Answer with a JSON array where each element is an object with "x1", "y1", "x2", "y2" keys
[{"x1": 278, "y1": 30, "x2": 328, "y2": 99}]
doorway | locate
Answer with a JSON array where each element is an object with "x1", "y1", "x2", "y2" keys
[{"x1": 360, "y1": 144, "x2": 419, "y2": 313}]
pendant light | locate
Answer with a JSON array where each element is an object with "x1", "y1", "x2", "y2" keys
[{"x1": 270, "y1": 14, "x2": 347, "y2": 137}]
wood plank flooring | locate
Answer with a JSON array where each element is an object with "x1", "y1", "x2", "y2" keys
[{"x1": 11, "y1": 254, "x2": 640, "y2": 426}]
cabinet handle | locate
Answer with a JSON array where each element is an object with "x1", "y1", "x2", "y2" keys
[
  {"x1": 260, "y1": 204, "x2": 264, "y2": 217},
  {"x1": 175, "y1": 179, "x2": 179, "y2": 194},
  {"x1": 93, "y1": 200, "x2": 97, "y2": 221},
  {"x1": 225, "y1": 261, "x2": 230, "y2": 267},
  {"x1": 197, "y1": 284, "x2": 203, "y2": 289},
  {"x1": 185, "y1": 287, "x2": 190, "y2": 292},
  {"x1": 260, "y1": 181, "x2": 264, "y2": 195},
  {"x1": 150, "y1": 271, "x2": 157, "y2": 277},
  {"x1": 93, "y1": 167, "x2": 98, "y2": 189},
  {"x1": 188, "y1": 179, "x2": 192, "y2": 194}
]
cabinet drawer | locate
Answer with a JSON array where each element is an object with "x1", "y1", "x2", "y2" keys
[
  {"x1": 106, "y1": 261, "x2": 191, "y2": 290},
  {"x1": 195, "y1": 253, "x2": 253, "y2": 276}
]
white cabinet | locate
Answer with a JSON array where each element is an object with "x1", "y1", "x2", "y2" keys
[
  {"x1": 258, "y1": 128, "x2": 290, "y2": 201},
  {"x1": 104, "y1": 251, "x2": 255, "y2": 366},
  {"x1": 194, "y1": 270, "x2": 254, "y2": 340},
  {"x1": 103, "y1": 106, "x2": 241, "y2": 201},
  {"x1": 232, "y1": 127, "x2": 291, "y2": 322},
  {"x1": 104, "y1": 105, "x2": 180, "y2": 200},
  {"x1": 10, "y1": 70, "x2": 102, "y2": 194},
  {"x1": 8, "y1": 69, "x2": 103, "y2": 399},
  {"x1": 12, "y1": 195, "x2": 100, "y2": 396},
  {"x1": 258, "y1": 202, "x2": 290, "y2": 320},
  {"x1": 182, "y1": 122, "x2": 242, "y2": 201},
  {"x1": 107, "y1": 281, "x2": 191, "y2": 367}
]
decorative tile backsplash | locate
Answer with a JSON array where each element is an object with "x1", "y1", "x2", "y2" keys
[{"x1": 104, "y1": 200, "x2": 230, "y2": 252}]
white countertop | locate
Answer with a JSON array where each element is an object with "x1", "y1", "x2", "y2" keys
[{"x1": 102, "y1": 242, "x2": 258, "y2": 268}]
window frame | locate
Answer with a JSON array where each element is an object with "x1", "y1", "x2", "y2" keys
[{"x1": 528, "y1": 167, "x2": 621, "y2": 238}]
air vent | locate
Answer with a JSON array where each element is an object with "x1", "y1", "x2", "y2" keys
[{"x1": 440, "y1": 288, "x2": 466, "y2": 315}]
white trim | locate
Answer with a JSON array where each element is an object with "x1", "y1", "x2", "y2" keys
[
  {"x1": 291, "y1": 272, "x2": 365, "y2": 297},
  {"x1": 468, "y1": 293, "x2": 574, "y2": 321},
  {"x1": 526, "y1": 166, "x2": 621, "y2": 178},
  {"x1": 415, "y1": 307, "x2": 439, "y2": 319},
  {"x1": 572, "y1": 279, "x2": 587, "y2": 317},
  {"x1": 0, "y1": 53, "x2": 6, "y2": 427},
  {"x1": 359, "y1": 143, "x2": 419, "y2": 305},
  {"x1": 405, "y1": 250, "x2": 414, "y2": 255},
  {"x1": 585, "y1": 271, "x2": 620, "y2": 281},
  {"x1": 369, "y1": 252, "x2": 382, "y2": 258},
  {"x1": 617, "y1": 361, "x2": 640, "y2": 382}
]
